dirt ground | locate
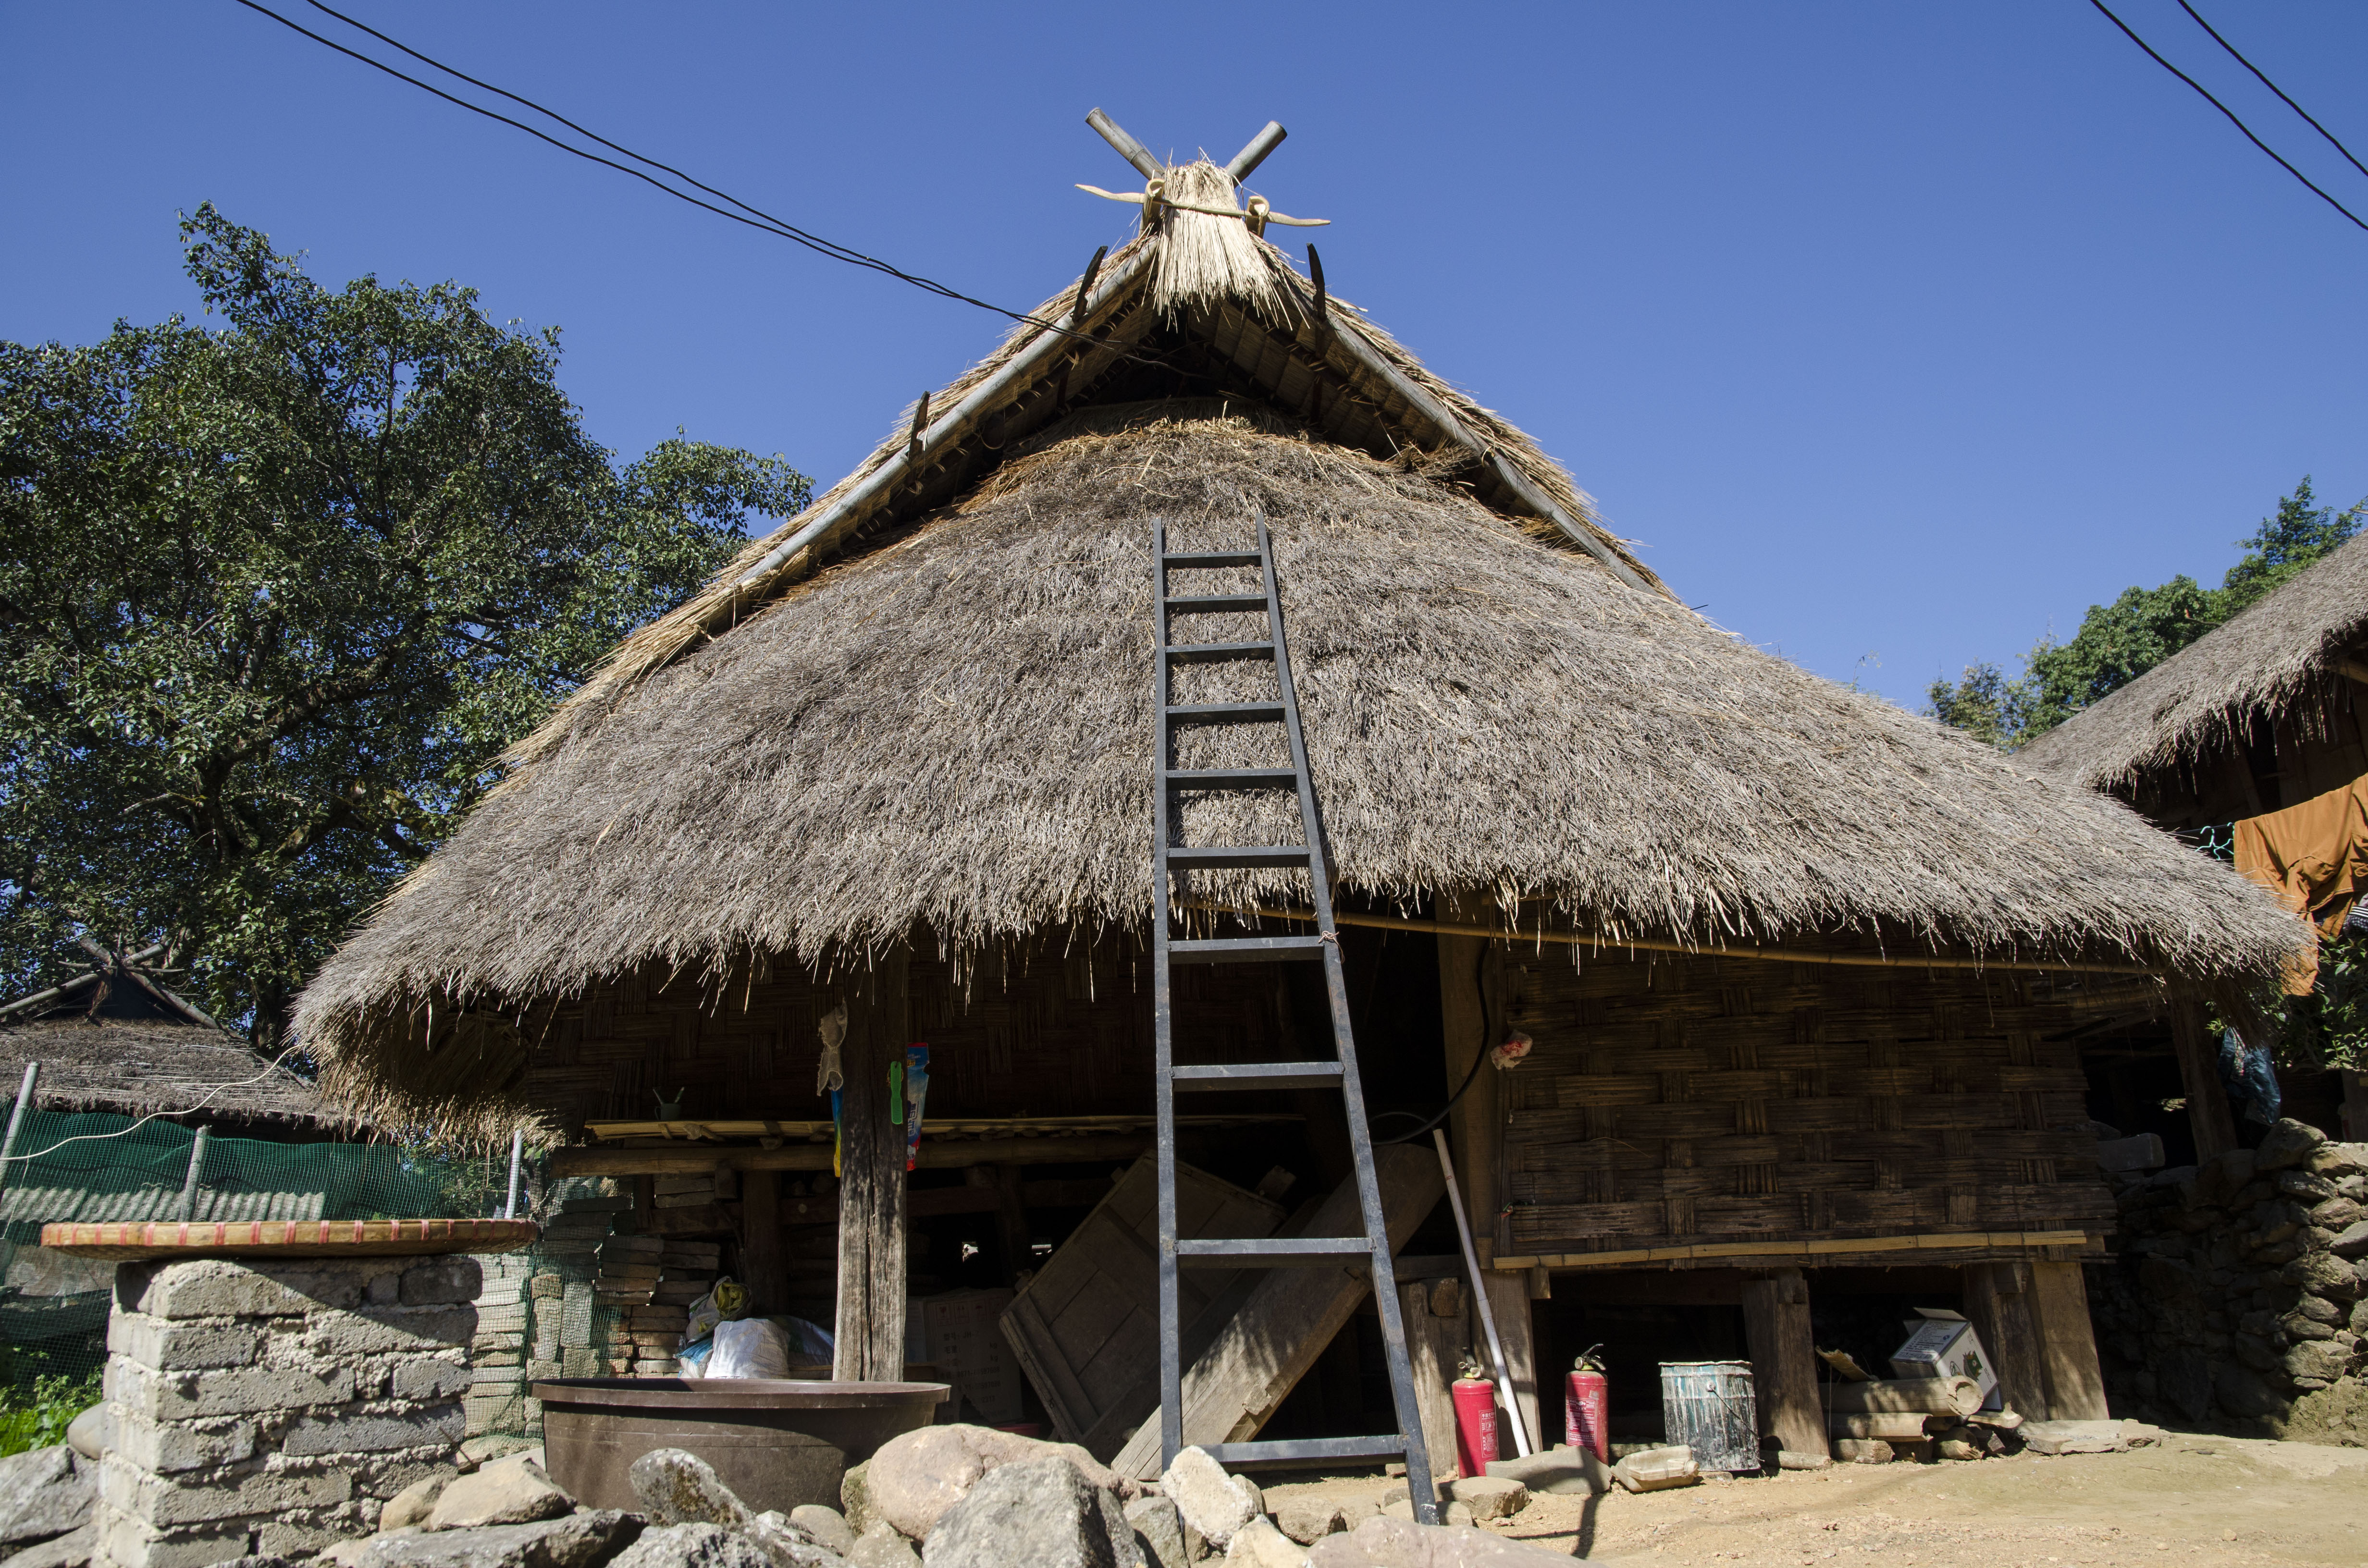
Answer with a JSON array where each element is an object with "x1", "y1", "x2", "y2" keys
[{"x1": 1258, "y1": 1433, "x2": 2368, "y2": 1566}]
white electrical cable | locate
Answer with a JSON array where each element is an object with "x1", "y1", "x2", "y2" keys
[{"x1": 0, "y1": 1042, "x2": 308, "y2": 1164}]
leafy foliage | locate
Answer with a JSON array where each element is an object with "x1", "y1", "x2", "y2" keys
[
  {"x1": 0, "y1": 1371, "x2": 101, "y2": 1459},
  {"x1": 1928, "y1": 480, "x2": 2365, "y2": 750},
  {"x1": 0, "y1": 207, "x2": 810, "y2": 1043}
]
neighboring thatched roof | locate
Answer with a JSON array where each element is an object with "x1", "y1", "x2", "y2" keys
[
  {"x1": 294, "y1": 155, "x2": 2300, "y2": 1134},
  {"x1": 2020, "y1": 534, "x2": 2368, "y2": 794},
  {"x1": 0, "y1": 1017, "x2": 341, "y2": 1131}
]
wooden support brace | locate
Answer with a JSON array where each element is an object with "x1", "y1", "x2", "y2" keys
[
  {"x1": 1962, "y1": 1261, "x2": 2049, "y2": 1422},
  {"x1": 1402, "y1": 1280, "x2": 1462, "y2": 1479},
  {"x1": 2027, "y1": 1260, "x2": 2110, "y2": 1420},
  {"x1": 1478, "y1": 1269, "x2": 1540, "y2": 1453},
  {"x1": 1740, "y1": 1267, "x2": 1826, "y2": 1460}
]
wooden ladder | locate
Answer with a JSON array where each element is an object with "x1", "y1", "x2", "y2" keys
[{"x1": 1148, "y1": 517, "x2": 1440, "y2": 1521}]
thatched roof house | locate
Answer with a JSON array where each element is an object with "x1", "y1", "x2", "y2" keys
[
  {"x1": 2020, "y1": 532, "x2": 2368, "y2": 827},
  {"x1": 296, "y1": 125, "x2": 2297, "y2": 1448}
]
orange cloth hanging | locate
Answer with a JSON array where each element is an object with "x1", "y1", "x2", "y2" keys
[{"x1": 2232, "y1": 776, "x2": 2368, "y2": 993}]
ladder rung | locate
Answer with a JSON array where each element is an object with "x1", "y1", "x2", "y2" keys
[
  {"x1": 1162, "y1": 550, "x2": 1262, "y2": 568},
  {"x1": 1164, "y1": 702, "x2": 1286, "y2": 726},
  {"x1": 1163, "y1": 768, "x2": 1298, "y2": 792},
  {"x1": 1172, "y1": 1062, "x2": 1344, "y2": 1092},
  {"x1": 1164, "y1": 594, "x2": 1268, "y2": 614},
  {"x1": 1167, "y1": 936, "x2": 1327, "y2": 964},
  {"x1": 1176, "y1": 1237, "x2": 1372, "y2": 1267},
  {"x1": 1165, "y1": 845, "x2": 1310, "y2": 870},
  {"x1": 1162, "y1": 642, "x2": 1275, "y2": 664},
  {"x1": 1203, "y1": 1435, "x2": 1409, "y2": 1469}
]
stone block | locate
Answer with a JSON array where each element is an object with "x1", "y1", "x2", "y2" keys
[
  {"x1": 2257, "y1": 1118, "x2": 2327, "y2": 1173},
  {"x1": 427, "y1": 1456, "x2": 572, "y2": 1531},
  {"x1": 107, "y1": 1359, "x2": 355, "y2": 1422},
  {"x1": 1445, "y1": 1476, "x2": 1528, "y2": 1519},
  {"x1": 255, "y1": 1519, "x2": 356, "y2": 1559},
  {"x1": 1483, "y1": 1446, "x2": 1609, "y2": 1496},
  {"x1": 93, "y1": 1503, "x2": 252, "y2": 1568},
  {"x1": 393, "y1": 1360, "x2": 474, "y2": 1403},
  {"x1": 282, "y1": 1405, "x2": 466, "y2": 1458},
  {"x1": 369, "y1": 1273, "x2": 403, "y2": 1306},
  {"x1": 117, "y1": 1259, "x2": 370, "y2": 1320},
  {"x1": 2019, "y1": 1420, "x2": 2123, "y2": 1455},
  {"x1": 9, "y1": 1522, "x2": 97, "y2": 1568},
  {"x1": 103, "y1": 1406, "x2": 258, "y2": 1475},
  {"x1": 356, "y1": 1510, "x2": 639, "y2": 1568},
  {"x1": 0, "y1": 1444, "x2": 94, "y2": 1546},
  {"x1": 303, "y1": 1306, "x2": 476, "y2": 1357},
  {"x1": 99, "y1": 1453, "x2": 351, "y2": 1528},
  {"x1": 402, "y1": 1259, "x2": 483, "y2": 1308},
  {"x1": 108, "y1": 1315, "x2": 259, "y2": 1373}
]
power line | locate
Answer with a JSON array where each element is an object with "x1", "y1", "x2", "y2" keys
[
  {"x1": 2173, "y1": 0, "x2": 2368, "y2": 187},
  {"x1": 2087, "y1": 0, "x2": 2368, "y2": 234},
  {"x1": 228, "y1": 0, "x2": 1158, "y2": 356}
]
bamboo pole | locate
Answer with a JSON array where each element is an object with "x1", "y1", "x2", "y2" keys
[
  {"x1": 0, "y1": 1063, "x2": 39, "y2": 1202},
  {"x1": 1435, "y1": 1130, "x2": 1531, "y2": 1458}
]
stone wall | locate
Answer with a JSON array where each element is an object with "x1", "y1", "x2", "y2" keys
[
  {"x1": 94, "y1": 1255, "x2": 475, "y2": 1568},
  {"x1": 2090, "y1": 1118, "x2": 2368, "y2": 1439}
]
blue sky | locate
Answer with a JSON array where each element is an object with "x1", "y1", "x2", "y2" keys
[{"x1": 5, "y1": 0, "x2": 2363, "y2": 712}]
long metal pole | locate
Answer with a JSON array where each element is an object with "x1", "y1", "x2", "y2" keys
[
  {"x1": 176, "y1": 1127, "x2": 211, "y2": 1223},
  {"x1": 0, "y1": 1062, "x2": 41, "y2": 1203},
  {"x1": 504, "y1": 1127, "x2": 525, "y2": 1219},
  {"x1": 1434, "y1": 1128, "x2": 1534, "y2": 1458}
]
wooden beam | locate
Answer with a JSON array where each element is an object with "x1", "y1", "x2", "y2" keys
[
  {"x1": 549, "y1": 1134, "x2": 1150, "y2": 1178},
  {"x1": 1436, "y1": 894, "x2": 1501, "y2": 1268},
  {"x1": 1740, "y1": 1268, "x2": 1826, "y2": 1462},
  {"x1": 1477, "y1": 1268, "x2": 1540, "y2": 1454},
  {"x1": 2168, "y1": 998, "x2": 2238, "y2": 1163},
  {"x1": 1962, "y1": 1261, "x2": 2049, "y2": 1422},
  {"x1": 834, "y1": 948, "x2": 911, "y2": 1382},
  {"x1": 2028, "y1": 1260, "x2": 2110, "y2": 1421},
  {"x1": 1496, "y1": 1229, "x2": 2099, "y2": 1271},
  {"x1": 1401, "y1": 1280, "x2": 1463, "y2": 1478},
  {"x1": 739, "y1": 1170, "x2": 787, "y2": 1312}
]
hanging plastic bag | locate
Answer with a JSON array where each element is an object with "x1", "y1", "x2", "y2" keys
[
  {"x1": 683, "y1": 1276, "x2": 752, "y2": 1347},
  {"x1": 708, "y1": 1316, "x2": 792, "y2": 1380}
]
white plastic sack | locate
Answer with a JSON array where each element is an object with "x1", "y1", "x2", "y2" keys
[{"x1": 707, "y1": 1316, "x2": 792, "y2": 1380}]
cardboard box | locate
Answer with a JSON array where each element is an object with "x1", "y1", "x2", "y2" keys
[
  {"x1": 907, "y1": 1287, "x2": 1025, "y2": 1422},
  {"x1": 1888, "y1": 1309, "x2": 2000, "y2": 1409}
]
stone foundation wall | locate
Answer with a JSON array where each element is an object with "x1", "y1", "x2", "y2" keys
[
  {"x1": 2090, "y1": 1118, "x2": 2368, "y2": 1438},
  {"x1": 94, "y1": 1255, "x2": 475, "y2": 1568}
]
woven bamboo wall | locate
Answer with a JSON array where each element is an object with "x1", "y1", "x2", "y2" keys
[{"x1": 1501, "y1": 952, "x2": 2129, "y2": 1260}]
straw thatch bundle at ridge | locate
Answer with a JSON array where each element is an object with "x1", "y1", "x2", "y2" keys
[
  {"x1": 293, "y1": 155, "x2": 2298, "y2": 1134},
  {"x1": 2020, "y1": 532, "x2": 2368, "y2": 794}
]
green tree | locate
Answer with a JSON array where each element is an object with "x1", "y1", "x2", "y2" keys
[
  {"x1": 1928, "y1": 480, "x2": 2363, "y2": 749},
  {"x1": 0, "y1": 207, "x2": 809, "y2": 1046}
]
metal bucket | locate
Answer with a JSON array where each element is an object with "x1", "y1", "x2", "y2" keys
[
  {"x1": 535, "y1": 1378, "x2": 948, "y2": 1513},
  {"x1": 1659, "y1": 1360, "x2": 1759, "y2": 1473}
]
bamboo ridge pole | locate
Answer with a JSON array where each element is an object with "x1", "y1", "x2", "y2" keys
[{"x1": 1177, "y1": 900, "x2": 2162, "y2": 977}]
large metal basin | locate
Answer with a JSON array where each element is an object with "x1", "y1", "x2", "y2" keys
[{"x1": 534, "y1": 1378, "x2": 949, "y2": 1514}]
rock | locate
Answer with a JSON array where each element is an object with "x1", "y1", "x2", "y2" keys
[
  {"x1": 2312, "y1": 1142, "x2": 2367, "y2": 1177},
  {"x1": 1936, "y1": 1440, "x2": 1981, "y2": 1461},
  {"x1": 0, "y1": 1445, "x2": 93, "y2": 1547},
  {"x1": 2020, "y1": 1420, "x2": 2123, "y2": 1455},
  {"x1": 873, "y1": 1425, "x2": 1135, "y2": 1542},
  {"x1": 1444, "y1": 1478, "x2": 1526, "y2": 1520},
  {"x1": 2118, "y1": 1421, "x2": 2166, "y2": 1447},
  {"x1": 609, "y1": 1524, "x2": 782, "y2": 1568},
  {"x1": 4, "y1": 1522, "x2": 98, "y2": 1568},
  {"x1": 1304, "y1": 1515, "x2": 1578, "y2": 1567},
  {"x1": 2213, "y1": 1364, "x2": 2286, "y2": 1419},
  {"x1": 632, "y1": 1449, "x2": 753, "y2": 1530},
  {"x1": 2281, "y1": 1339, "x2": 2355, "y2": 1383},
  {"x1": 64, "y1": 1406, "x2": 103, "y2": 1464},
  {"x1": 2331, "y1": 1220, "x2": 2368, "y2": 1260},
  {"x1": 1160, "y1": 1448, "x2": 1258, "y2": 1553},
  {"x1": 429, "y1": 1455, "x2": 575, "y2": 1531},
  {"x1": 2257, "y1": 1119, "x2": 2328, "y2": 1173},
  {"x1": 841, "y1": 1464, "x2": 879, "y2": 1539},
  {"x1": 790, "y1": 1508, "x2": 856, "y2": 1557},
  {"x1": 382, "y1": 1475, "x2": 455, "y2": 1533},
  {"x1": 1376, "y1": 1499, "x2": 1473, "y2": 1529},
  {"x1": 1610, "y1": 1446, "x2": 1699, "y2": 1492},
  {"x1": 1833, "y1": 1440, "x2": 1893, "y2": 1464},
  {"x1": 2286, "y1": 1250, "x2": 2365, "y2": 1300},
  {"x1": 1776, "y1": 1451, "x2": 1830, "y2": 1471},
  {"x1": 359, "y1": 1510, "x2": 641, "y2": 1568},
  {"x1": 848, "y1": 1525, "x2": 918, "y2": 1568},
  {"x1": 919, "y1": 1455, "x2": 1140, "y2": 1568},
  {"x1": 1222, "y1": 1519, "x2": 1305, "y2": 1568},
  {"x1": 1123, "y1": 1495, "x2": 1190, "y2": 1568},
  {"x1": 1272, "y1": 1498, "x2": 1345, "y2": 1545},
  {"x1": 1483, "y1": 1446, "x2": 1608, "y2": 1496},
  {"x1": 747, "y1": 1513, "x2": 853, "y2": 1568}
]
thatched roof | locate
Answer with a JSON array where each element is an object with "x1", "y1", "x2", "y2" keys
[
  {"x1": 295, "y1": 155, "x2": 2299, "y2": 1132},
  {"x1": 0, "y1": 1017, "x2": 341, "y2": 1131},
  {"x1": 2019, "y1": 534, "x2": 2368, "y2": 794}
]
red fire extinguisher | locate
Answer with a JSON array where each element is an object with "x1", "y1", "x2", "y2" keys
[
  {"x1": 1451, "y1": 1378, "x2": 1500, "y2": 1478},
  {"x1": 1566, "y1": 1345, "x2": 1609, "y2": 1462}
]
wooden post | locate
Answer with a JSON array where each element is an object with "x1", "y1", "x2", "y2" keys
[
  {"x1": 1402, "y1": 1281, "x2": 1461, "y2": 1478},
  {"x1": 2027, "y1": 1260, "x2": 2110, "y2": 1420},
  {"x1": 833, "y1": 947, "x2": 912, "y2": 1382},
  {"x1": 2168, "y1": 999, "x2": 2238, "y2": 1162},
  {"x1": 1740, "y1": 1267, "x2": 1825, "y2": 1460},
  {"x1": 633, "y1": 1174, "x2": 656, "y2": 1235},
  {"x1": 1478, "y1": 1270, "x2": 1540, "y2": 1453},
  {"x1": 2342, "y1": 1068, "x2": 2367, "y2": 1143},
  {"x1": 740, "y1": 1170, "x2": 788, "y2": 1312},
  {"x1": 1436, "y1": 897, "x2": 1504, "y2": 1266},
  {"x1": 1962, "y1": 1261, "x2": 2048, "y2": 1421},
  {"x1": 967, "y1": 1164, "x2": 1033, "y2": 1284}
]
